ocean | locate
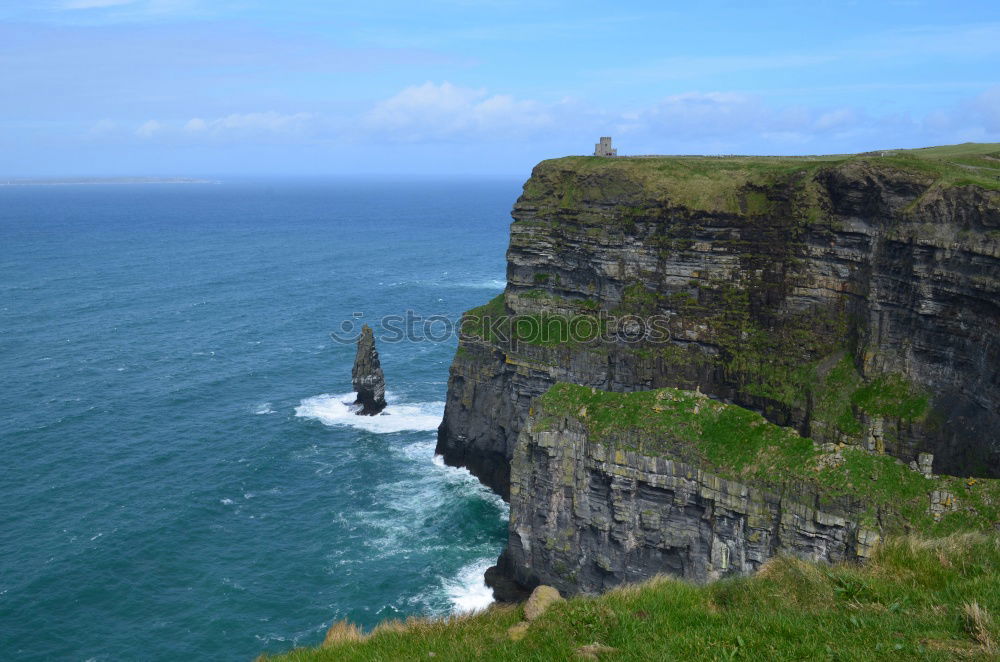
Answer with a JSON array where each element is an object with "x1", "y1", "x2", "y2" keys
[{"x1": 0, "y1": 180, "x2": 517, "y2": 660}]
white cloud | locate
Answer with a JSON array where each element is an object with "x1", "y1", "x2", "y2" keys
[
  {"x1": 89, "y1": 85, "x2": 1000, "y2": 158},
  {"x1": 360, "y1": 84, "x2": 880, "y2": 149},
  {"x1": 57, "y1": 0, "x2": 204, "y2": 20},
  {"x1": 814, "y1": 108, "x2": 860, "y2": 131},
  {"x1": 915, "y1": 85, "x2": 1000, "y2": 143},
  {"x1": 363, "y1": 81, "x2": 553, "y2": 140},
  {"x1": 183, "y1": 117, "x2": 208, "y2": 132},
  {"x1": 358, "y1": 83, "x2": 892, "y2": 151},
  {"x1": 180, "y1": 111, "x2": 316, "y2": 138},
  {"x1": 967, "y1": 86, "x2": 1000, "y2": 134},
  {"x1": 62, "y1": 0, "x2": 136, "y2": 9},
  {"x1": 120, "y1": 112, "x2": 318, "y2": 143},
  {"x1": 603, "y1": 92, "x2": 910, "y2": 153},
  {"x1": 135, "y1": 119, "x2": 162, "y2": 138},
  {"x1": 210, "y1": 111, "x2": 314, "y2": 132},
  {"x1": 87, "y1": 118, "x2": 118, "y2": 136}
]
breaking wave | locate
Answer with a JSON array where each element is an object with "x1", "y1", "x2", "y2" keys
[
  {"x1": 294, "y1": 392, "x2": 444, "y2": 433},
  {"x1": 443, "y1": 558, "x2": 496, "y2": 613}
]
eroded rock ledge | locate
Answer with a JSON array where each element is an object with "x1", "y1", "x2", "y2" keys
[{"x1": 489, "y1": 384, "x2": 999, "y2": 598}]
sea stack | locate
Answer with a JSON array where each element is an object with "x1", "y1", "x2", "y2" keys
[{"x1": 352, "y1": 324, "x2": 387, "y2": 416}]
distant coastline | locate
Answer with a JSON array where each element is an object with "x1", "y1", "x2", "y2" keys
[{"x1": 0, "y1": 177, "x2": 219, "y2": 187}]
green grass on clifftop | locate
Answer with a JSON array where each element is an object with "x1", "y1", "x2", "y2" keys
[
  {"x1": 266, "y1": 533, "x2": 1000, "y2": 661},
  {"x1": 535, "y1": 383, "x2": 999, "y2": 535},
  {"x1": 878, "y1": 143, "x2": 1000, "y2": 189},
  {"x1": 462, "y1": 293, "x2": 506, "y2": 341},
  {"x1": 523, "y1": 142, "x2": 1000, "y2": 214}
]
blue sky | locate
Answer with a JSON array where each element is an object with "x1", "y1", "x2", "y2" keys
[{"x1": 1, "y1": 0, "x2": 999, "y2": 176}]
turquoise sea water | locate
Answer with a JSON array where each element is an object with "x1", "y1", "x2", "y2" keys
[{"x1": 0, "y1": 181, "x2": 517, "y2": 660}]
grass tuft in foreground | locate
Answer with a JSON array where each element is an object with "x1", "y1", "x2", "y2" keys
[{"x1": 264, "y1": 533, "x2": 1000, "y2": 661}]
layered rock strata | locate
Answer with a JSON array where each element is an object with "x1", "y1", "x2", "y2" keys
[
  {"x1": 496, "y1": 410, "x2": 875, "y2": 596},
  {"x1": 490, "y1": 383, "x2": 1000, "y2": 598},
  {"x1": 437, "y1": 151, "x2": 1000, "y2": 497}
]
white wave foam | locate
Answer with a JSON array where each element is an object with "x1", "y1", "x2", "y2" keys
[
  {"x1": 443, "y1": 558, "x2": 496, "y2": 613},
  {"x1": 382, "y1": 277, "x2": 505, "y2": 290},
  {"x1": 254, "y1": 402, "x2": 274, "y2": 415},
  {"x1": 295, "y1": 393, "x2": 444, "y2": 433},
  {"x1": 457, "y1": 278, "x2": 506, "y2": 290},
  {"x1": 399, "y1": 439, "x2": 510, "y2": 515},
  {"x1": 399, "y1": 438, "x2": 438, "y2": 462}
]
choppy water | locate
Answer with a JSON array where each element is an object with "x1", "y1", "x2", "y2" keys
[{"x1": 0, "y1": 180, "x2": 517, "y2": 660}]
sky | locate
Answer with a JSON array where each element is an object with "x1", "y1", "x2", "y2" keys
[{"x1": 1, "y1": 0, "x2": 999, "y2": 177}]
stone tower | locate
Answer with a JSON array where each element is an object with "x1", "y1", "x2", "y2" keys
[{"x1": 594, "y1": 136, "x2": 617, "y2": 157}]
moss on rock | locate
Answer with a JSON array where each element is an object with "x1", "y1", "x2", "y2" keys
[{"x1": 535, "y1": 382, "x2": 999, "y2": 534}]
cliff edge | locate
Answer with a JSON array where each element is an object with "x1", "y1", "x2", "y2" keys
[{"x1": 437, "y1": 144, "x2": 1000, "y2": 500}]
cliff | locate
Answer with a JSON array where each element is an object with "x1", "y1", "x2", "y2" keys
[
  {"x1": 437, "y1": 144, "x2": 1000, "y2": 500},
  {"x1": 436, "y1": 144, "x2": 1000, "y2": 598},
  {"x1": 496, "y1": 383, "x2": 999, "y2": 597}
]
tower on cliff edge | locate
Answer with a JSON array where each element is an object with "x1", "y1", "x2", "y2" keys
[{"x1": 594, "y1": 136, "x2": 617, "y2": 157}]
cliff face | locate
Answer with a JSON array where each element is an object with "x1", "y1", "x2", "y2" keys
[
  {"x1": 492, "y1": 383, "x2": 1000, "y2": 597},
  {"x1": 437, "y1": 149, "x2": 1000, "y2": 499},
  {"x1": 496, "y1": 388, "x2": 873, "y2": 595}
]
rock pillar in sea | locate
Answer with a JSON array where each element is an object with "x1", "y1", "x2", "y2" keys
[{"x1": 352, "y1": 324, "x2": 387, "y2": 416}]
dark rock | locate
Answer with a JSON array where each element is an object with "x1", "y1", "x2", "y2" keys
[
  {"x1": 352, "y1": 324, "x2": 386, "y2": 416},
  {"x1": 485, "y1": 559, "x2": 535, "y2": 603}
]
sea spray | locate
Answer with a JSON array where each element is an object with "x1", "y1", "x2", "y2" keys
[{"x1": 295, "y1": 393, "x2": 444, "y2": 433}]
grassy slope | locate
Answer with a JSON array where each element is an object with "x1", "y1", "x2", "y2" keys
[
  {"x1": 535, "y1": 383, "x2": 999, "y2": 534},
  {"x1": 268, "y1": 534, "x2": 1000, "y2": 661}
]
